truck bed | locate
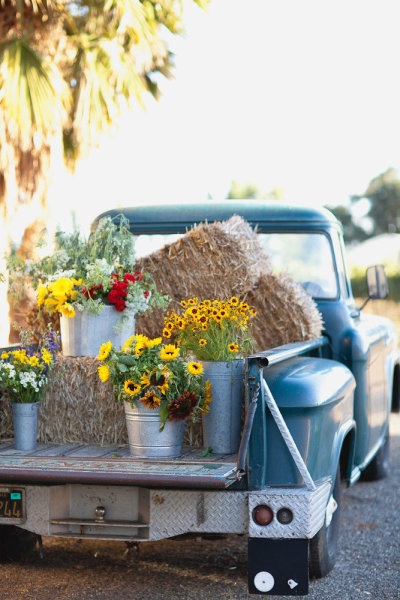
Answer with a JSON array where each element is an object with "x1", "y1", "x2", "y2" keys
[{"x1": 0, "y1": 442, "x2": 239, "y2": 489}]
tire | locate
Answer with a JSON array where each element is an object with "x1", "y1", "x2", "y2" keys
[
  {"x1": 0, "y1": 525, "x2": 38, "y2": 562},
  {"x1": 361, "y1": 431, "x2": 390, "y2": 482},
  {"x1": 309, "y1": 465, "x2": 341, "y2": 579}
]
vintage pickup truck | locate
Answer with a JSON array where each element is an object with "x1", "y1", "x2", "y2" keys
[{"x1": 0, "y1": 200, "x2": 399, "y2": 596}]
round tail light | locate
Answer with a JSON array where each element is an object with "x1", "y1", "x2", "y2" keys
[{"x1": 252, "y1": 504, "x2": 274, "y2": 526}]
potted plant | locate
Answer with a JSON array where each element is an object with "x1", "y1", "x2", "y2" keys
[
  {"x1": 162, "y1": 296, "x2": 257, "y2": 453},
  {"x1": 8, "y1": 215, "x2": 169, "y2": 356},
  {"x1": 0, "y1": 327, "x2": 59, "y2": 450},
  {"x1": 96, "y1": 334, "x2": 212, "y2": 458}
]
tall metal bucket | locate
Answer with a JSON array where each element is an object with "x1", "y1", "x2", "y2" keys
[
  {"x1": 60, "y1": 305, "x2": 135, "y2": 357},
  {"x1": 202, "y1": 359, "x2": 244, "y2": 454},
  {"x1": 124, "y1": 401, "x2": 185, "y2": 458}
]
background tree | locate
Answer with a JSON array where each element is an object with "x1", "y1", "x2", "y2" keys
[
  {"x1": 0, "y1": 0, "x2": 208, "y2": 343},
  {"x1": 352, "y1": 167, "x2": 400, "y2": 235},
  {"x1": 325, "y1": 204, "x2": 369, "y2": 245},
  {"x1": 227, "y1": 179, "x2": 283, "y2": 201}
]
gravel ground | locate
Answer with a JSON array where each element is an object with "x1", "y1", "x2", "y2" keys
[{"x1": 1, "y1": 413, "x2": 399, "y2": 600}]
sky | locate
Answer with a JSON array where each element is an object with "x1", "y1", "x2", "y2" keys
[{"x1": 47, "y1": 0, "x2": 400, "y2": 233}]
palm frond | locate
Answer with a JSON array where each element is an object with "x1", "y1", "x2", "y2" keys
[{"x1": 0, "y1": 37, "x2": 70, "y2": 147}]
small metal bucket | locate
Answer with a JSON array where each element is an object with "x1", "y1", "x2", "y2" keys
[
  {"x1": 12, "y1": 401, "x2": 40, "y2": 451},
  {"x1": 124, "y1": 401, "x2": 185, "y2": 458}
]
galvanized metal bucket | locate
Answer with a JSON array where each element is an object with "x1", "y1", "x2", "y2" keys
[
  {"x1": 202, "y1": 359, "x2": 244, "y2": 454},
  {"x1": 12, "y1": 401, "x2": 40, "y2": 451},
  {"x1": 124, "y1": 401, "x2": 185, "y2": 458},
  {"x1": 60, "y1": 305, "x2": 135, "y2": 357}
]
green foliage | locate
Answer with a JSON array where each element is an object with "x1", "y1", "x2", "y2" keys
[
  {"x1": 352, "y1": 167, "x2": 400, "y2": 235},
  {"x1": 326, "y1": 204, "x2": 369, "y2": 245}
]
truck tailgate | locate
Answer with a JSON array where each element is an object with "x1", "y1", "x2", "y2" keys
[{"x1": 0, "y1": 443, "x2": 239, "y2": 489}]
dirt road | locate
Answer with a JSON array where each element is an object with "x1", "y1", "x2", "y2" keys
[{"x1": 1, "y1": 413, "x2": 400, "y2": 600}]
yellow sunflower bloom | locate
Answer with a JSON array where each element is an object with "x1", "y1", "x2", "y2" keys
[
  {"x1": 160, "y1": 344, "x2": 180, "y2": 361},
  {"x1": 228, "y1": 343, "x2": 239, "y2": 353},
  {"x1": 98, "y1": 365, "x2": 110, "y2": 382},
  {"x1": 124, "y1": 380, "x2": 141, "y2": 396},
  {"x1": 97, "y1": 341, "x2": 113, "y2": 361},
  {"x1": 146, "y1": 337, "x2": 163, "y2": 348},
  {"x1": 187, "y1": 362, "x2": 203, "y2": 376}
]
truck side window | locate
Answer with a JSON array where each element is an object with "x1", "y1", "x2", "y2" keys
[{"x1": 258, "y1": 233, "x2": 338, "y2": 299}]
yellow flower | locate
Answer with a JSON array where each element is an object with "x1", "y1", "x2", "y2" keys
[
  {"x1": 37, "y1": 284, "x2": 47, "y2": 307},
  {"x1": 41, "y1": 349, "x2": 53, "y2": 365},
  {"x1": 124, "y1": 380, "x2": 141, "y2": 396},
  {"x1": 228, "y1": 343, "x2": 239, "y2": 353},
  {"x1": 13, "y1": 350, "x2": 29, "y2": 364},
  {"x1": 187, "y1": 362, "x2": 203, "y2": 376},
  {"x1": 1, "y1": 351, "x2": 9, "y2": 359},
  {"x1": 98, "y1": 365, "x2": 110, "y2": 382},
  {"x1": 140, "y1": 371, "x2": 151, "y2": 388},
  {"x1": 146, "y1": 337, "x2": 163, "y2": 348},
  {"x1": 160, "y1": 344, "x2": 180, "y2": 361},
  {"x1": 121, "y1": 335, "x2": 135, "y2": 352},
  {"x1": 97, "y1": 341, "x2": 113, "y2": 361},
  {"x1": 29, "y1": 356, "x2": 40, "y2": 367},
  {"x1": 59, "y1": 303, "x2": 75, "y2": 318},
  {"x1": 202, "y1": 380, "x2": 213, "y2": 414},
  {"x1": 199, "y1": 339, "x2": 207, "y2": 347},
  {"x1": 141, "y1": 390, "x2": 161, "y2": 409}
]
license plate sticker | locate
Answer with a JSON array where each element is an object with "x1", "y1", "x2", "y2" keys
[{"x1": 0, "y1": 488, "x2": 25, "y2": 520}]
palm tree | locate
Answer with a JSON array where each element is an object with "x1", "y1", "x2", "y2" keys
[{"x1": 0, "y1": 0, "x2": 208, "y2": 343}]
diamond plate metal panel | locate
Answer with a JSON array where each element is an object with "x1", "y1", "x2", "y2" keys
[
  {"x1": 248, "y1": 480, "x2": 331, "y2": 539},
  {"x1": 148, "y1": 490, "x2": 248, "y2": 539}
]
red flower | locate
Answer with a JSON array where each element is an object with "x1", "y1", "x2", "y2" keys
[{"x1": 82, "y1": 283, "x2": 103, "y2": 299}]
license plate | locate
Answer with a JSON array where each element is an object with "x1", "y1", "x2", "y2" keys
[{"x1": 0, "y1": 488, "x2": 25, "y2": 521}]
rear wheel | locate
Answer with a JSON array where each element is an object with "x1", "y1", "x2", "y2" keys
[
  {"x1": 361, "y1": 431, "x2": 390, "y2": 482},
  {"x1": 0, "y1": 525, "x2": 39, "y2": 562},
  {"x1": 309, "y1": 465, "x2": 341, "y2": 579}
]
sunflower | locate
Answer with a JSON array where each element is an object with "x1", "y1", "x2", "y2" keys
[
  {"x1": 124, "y1": 380, "x2": 141, "y2": 396},
  {"x1": 141, "y1": 390, "x2": 161, "y2": 409},
  {"x1": 187, "y1": 362, "x2": 203, "y2": 376},
  {"x1": 160, "y1": 344, "x2": 180, "y2": 361},
  {"x1": 202, "y1": 380, "x2": 213, "y2": 414},
  {"x1": 228, "y1": 343, "x2": 239, "y2": 353},
  {"x1": 97, "y1": 341, "x2": 113, "y2": 361},
  {"x1": 98, "y1": 365, "x2": 110, "y2": 383}
]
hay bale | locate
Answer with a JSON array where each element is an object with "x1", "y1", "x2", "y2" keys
[
  {"x1": 247, "y1": 272, "x2": 324, "y2": 351},
  {"x1": 37, "y1": 356, "x2": 127, "y2": 445},
  {"x1": 0, "y1": 356, "x2": 202, "y2": 446},
  {"x1": 135, "y1": 215, "x2": 323, "y2": 348}
]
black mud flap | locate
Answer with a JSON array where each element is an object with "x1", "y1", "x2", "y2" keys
[{"x1": 248, "y1": 538, "x2": 309, "y2": 596}]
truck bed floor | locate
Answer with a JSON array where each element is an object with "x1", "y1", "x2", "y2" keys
[{"x1": 0, "y1": 443, "x2": 239, "y2": 489}]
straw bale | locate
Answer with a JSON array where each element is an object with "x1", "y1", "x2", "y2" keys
[
  {"x1": 135, "y1": 215, "x2": 323, "y2": 348},
  {"x1": 0, "y1": 356, "x2": 202, "y2": 446},
  {"x1": 247, "y1": 272, "x2": 324, "y2": 351}
]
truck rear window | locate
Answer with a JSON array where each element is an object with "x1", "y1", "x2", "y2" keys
[
  {"x1": 258, "y1": 233, "x2": 338, "y2": 299},
  {"x1": 133, "y1": 231, "x2": 338, "y2": 300}
]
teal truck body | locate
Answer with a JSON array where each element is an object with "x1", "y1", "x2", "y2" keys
[{"x1": 0, "y1": 200, "x2": 399, "y2": 596}]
